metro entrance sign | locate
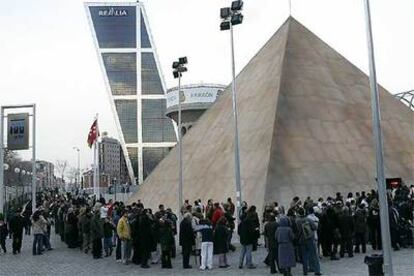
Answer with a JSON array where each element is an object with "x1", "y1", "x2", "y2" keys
[
  {"x1": 0, "y1": 104, "x2": 37, "y2": 214},
  {"x1": 7, "y1": 113, "x2": 29, "y2": 150}
]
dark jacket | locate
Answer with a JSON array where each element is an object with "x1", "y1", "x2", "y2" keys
[
  {"x1": 338, "y1": 213, "x2": 354, "y2": 238},
  {"x1": 0, "y1": 222, "x2": 8, "y2": 240},
  {"x1": 213, "y1": 223, "x2": 229, "y2": 254},
  {"x1": 103, "y1": 221, "x2": 115, "y2": 238},
  {"x1": 195, "y1": 220, "x2": 213, "y2": 243},
  {"x1": 179, "y1": 217, "x2": 195, "y2": 247},
  {"x1": 264, "y1": 220, "x2": 278, "y2": 249},
  {"x1": 354, "y1": 208, "x2": 367, "y2": 234},
  {"x1": 90, "y1": 213, "x2": 103, "y2": 240},
  {"x1": 9, "y1": 215, "x2": 24, "y2": 236},
  {"x1": 238, "y1": 217, "x2": 258, "y2": 245},
  {"x1": 159, "y1": 223, "x2": 174, "y2": 251}
]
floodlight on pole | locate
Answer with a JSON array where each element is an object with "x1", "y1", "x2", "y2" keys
[
  {"x1": 172, "y1": 57, "x2": 188, "y2": 223},
  {"x1": 220, "y1": 1, "x2": 243, "y2": 225}
]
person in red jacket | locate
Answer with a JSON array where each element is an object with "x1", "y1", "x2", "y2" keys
[{"x1": 211, "y1": 203, "x2": 224, "y2": 228}]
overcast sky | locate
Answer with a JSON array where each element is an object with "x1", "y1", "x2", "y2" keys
[{"x1": 0, "y1": 0, "x2": 413, "y2": 173}]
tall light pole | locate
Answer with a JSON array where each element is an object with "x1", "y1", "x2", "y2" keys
[
  {"x1": 220, "y1": 0, "x2": 243, "y2": 223},
  {"x1": 363, "y1": 1, "x2": 393, "y2": 275},
  {"x1": 73, "y1": 147, "x2": 80, "y2": 189},
  {"x1": 172, "y1": 57, "x2": 188, "y2": 222}
]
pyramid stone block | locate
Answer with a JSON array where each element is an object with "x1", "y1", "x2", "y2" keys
[{"x1": 128, "y1": 17, "x2": 414, "y2": 211}]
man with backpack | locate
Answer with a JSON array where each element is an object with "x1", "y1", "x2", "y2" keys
[{"x1": 295, "y1": 207, "x2": 322, "y2": 276}]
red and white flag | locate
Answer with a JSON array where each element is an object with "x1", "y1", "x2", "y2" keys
[{"x1": 87, "y1": 118, "x2": 99, "y2": 148}]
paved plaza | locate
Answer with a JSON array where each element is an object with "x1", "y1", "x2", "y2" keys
[{"x1": 0, "y1": 232, "x2": 413, "y2": 276}]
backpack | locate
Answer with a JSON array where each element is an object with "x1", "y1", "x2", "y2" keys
[{"x1": 301, "y1": 220, "x2": 313, "y2": 241}]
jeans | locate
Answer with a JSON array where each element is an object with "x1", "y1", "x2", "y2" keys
[
  {"x1": 200, "y1": 242, "x2": 213, "y2": 269},
  {"x1": 12, "y1": 233, "x2": 23, "y2": 253},
  {"x1": 299, "y1": 239, "x2": 320, "y2": 274},
  {"x1": 122, "y1": 239, "x2": 131, "y2": 264},
  {"x1": 104, "y1": 237, "x2": 113, "y2": 255},
  {"x1": 239, "y1": 244, "x2": 253, "y2": 267},
  {"x1": 43, "y1": 234, "x2": 51, "y2": 250},
  {"x1": 33, "y1": 234, "x2": 43, "y2": 255}
]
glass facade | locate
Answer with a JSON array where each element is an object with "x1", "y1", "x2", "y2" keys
[
  {"x1": 140, "y1": 11, "x2": 151, "y2": 48},
  {"x1": 141, "y1": 53, "x2": 164, "y2": 95},
  {"x1": 127, "y1": 147, "x2": 139, "y2": 181},
  {"x1": 88, "y1": 3, "x2": 176, "y2": 184},
  {"x1": 142, "y1": 99, "x2": 176, "y2": 143},
  {"x1": 114, "y1": 100, "x2": 138, "y2": 143},
  {"x1": 102, "y1": 53, "x2": 137, "y2": 95},
  {"x1": 89, "y1": 6, "x2": 136, "y2": 48},
  {"x1": 143, "y1": 147, "x2": 170, "y2": 178}
]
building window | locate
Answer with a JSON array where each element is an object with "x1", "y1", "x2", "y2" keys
[
  {"x1": 141, "y1": 53, "x2": 163, "y2": 95},
  {"x1": 102, "y1": 53, "x2": 137, "y2": 96},
  {"x1": 115, "y1": 100, "x2": 138, "y2": 143},
  {"x1": 143, "y1": 147, "x2": 170, "y2": 178},
  {"x1": 140, "y1": 11, "x2": 151, "y2": 48},
  {"x1": 142, "y1": 99, "x2": 176, "y2": 143},
  {"x1": 89, "y1": 6, "x2": 136, "y2": 48},
  {"x1": 127, "y1": 147, "x2": 139, "y2": 180}
]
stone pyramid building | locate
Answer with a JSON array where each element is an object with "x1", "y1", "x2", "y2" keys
[{"x1": 128, "y1": 17, "x2": 414, "y2": 210}]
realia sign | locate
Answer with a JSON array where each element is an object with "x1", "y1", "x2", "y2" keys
[{"x1": 98, "y1": 7, "x2": 128, "y2": 17}]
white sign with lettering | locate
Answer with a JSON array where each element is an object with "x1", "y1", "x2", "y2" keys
[{"x1": 166, "y1": 86, "x2": 225, "y2": 108}]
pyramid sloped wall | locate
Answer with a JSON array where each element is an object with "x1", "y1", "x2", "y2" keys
[
  {"x1": 264, "y1": 19, "x2": 414, "y2": 206},
  {"x1": 129, "y1": 17, "x2": 414, "y2": 211},
  {"x1": 128, "y1": 20, "x2": 291, "y2": 210}
]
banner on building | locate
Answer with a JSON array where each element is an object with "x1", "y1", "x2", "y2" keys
[{"x1": 7, "y1": 113, "x2": 29, "y2": 150}]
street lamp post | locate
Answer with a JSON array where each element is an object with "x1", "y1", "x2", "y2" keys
[
  {"x1": 172, "y1": 57, "x2": 188, "y2": 222},
  {"x1": 363, "y1": 1, "x2": 393, "y2": 275},
  {"x1": 73, "y1": 147, "x2": 80, "y2": 189},
  {"x1": 220, "y1": 0, "x2": 244, "y2": 223}
]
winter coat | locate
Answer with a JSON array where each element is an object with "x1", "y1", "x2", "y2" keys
[
  {"x1": 354, "y1": 208, "x2": 368, "y2": 234},
  {"x1": 159, "y1": 224, "x2": 174, "y2": 251},
  {"x1": 139, "y1": 214, "x2": 154, "y2": 253},
  {"x1": 117, "y1": 216, "x2": 131, "y2": 240},
  {"x1": 213, "y1": 223, "x2": 229, "y2": 254},
  {"x1": 275, "y1": 216, "x2": 296, "y2": 269},
  {"x1": 0, "y1": 221, "x2": 8, "y2": 240},
  {"x1": 264, "y1": 220, "x2": 278, "y2": 249},
  {"x1": 79, "y1": 213, "x2": 92, "y2": 235},
  {"x1": 103, "y1": 221, "x2": 115, "y2": 239},
  {"x1": 32, "y1": 216, "x2": 47, "y2": 235},
  {"x1": 9, "y1": 215, "x2": 24, "y2": 236},
  {"x1": 195, "y1": 221, "x2": 213, "y2": 243},
  {"x1": 179, "y1": 218, "x2": 195, "y2": 248},
  {"x1": 90, "y1": 213, "x2": 104, "y2": 240},
  {"x1": 211, "y1": 208, "x2": 224, "y2": 227},
  {"x1": 338, "y1": 213, "x2": 354, "y2": 238},
  {"x1": 238, "y1": 217, "x2": 258, "y2": 245}
]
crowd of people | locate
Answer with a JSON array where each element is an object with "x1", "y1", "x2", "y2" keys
[{"x1": 0, "y1": 184, "x2": 413, "y2": 276}]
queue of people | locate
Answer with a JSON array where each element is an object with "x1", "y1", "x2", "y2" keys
[{"x1": 0, "y1": 183, "x2": 413, "y2": 276}]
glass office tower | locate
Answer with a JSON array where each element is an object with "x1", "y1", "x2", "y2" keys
[{"x1": 85, "y1": 2, "x2": 176, "y2": 184}]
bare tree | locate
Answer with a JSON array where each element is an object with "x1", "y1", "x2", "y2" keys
[
  {"x1": 66, "y1": 166, "x2": 78, "y2": 184},
  {"x1": 55, "y1": 160, "x2": 68, "y2": 180}
]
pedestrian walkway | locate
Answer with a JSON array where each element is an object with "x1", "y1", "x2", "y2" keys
[{"x1": 0, "y1": 232, "x2": 413, "y2": 275}]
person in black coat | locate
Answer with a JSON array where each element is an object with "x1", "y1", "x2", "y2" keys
[
  {"x1": 238, "y1": 211, "x2": 258, "y2": 269},
  {"x1": 214, "y1": 216, "x2": 230, "y2": 268},
  {"x1": 179, "y1": 212, "x2": 195, "y2": 269},
  {"x1": 139, "y1": 209, "x2": 153, "y2": 268},
  {"x1": 264, "y1": 214, "x2": 279, "y2": 274},
  {"x1": 338, "y1": 207, "x2": 354, "y2": 258},
  {"x1": 0, "y1": 213, "x2": 8, "y2": 253},
  {"x1": 9, "y1": 208, "x2": 25, "y2": 254}
]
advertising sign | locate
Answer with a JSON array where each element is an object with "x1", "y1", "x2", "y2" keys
[
  {"x1": 7, "y1": 113, "x2": 29, "y2": 150},
  {"x1": 166, "y1": 86, "x2": 225, "y2": 108}
]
